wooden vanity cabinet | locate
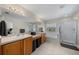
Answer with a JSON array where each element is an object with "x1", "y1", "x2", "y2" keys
[
  {"x1": 2, "y1": 37, "x2": 32, "y2": 55},
  {"x1": 2, "y1": 40, "x2": 23, "y2": 55},
  {"x1": 23, "y1": 37, "x2": 32, "y2": 55},
  {"x1": 0, "y1": 45, "x2": 2, "y2": 55}
]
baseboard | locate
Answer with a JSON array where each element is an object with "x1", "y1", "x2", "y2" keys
[{"x1": 60, "y1": 43, "x2": 79, "y2": 51}]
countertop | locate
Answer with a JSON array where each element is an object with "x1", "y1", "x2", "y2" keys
[
  {"x1": 0, "y1": 32, "x2": 45, "y2": 45},
  {"x1": 32, "y1": 34, "x2": 41, "y2": 38},
  {"x1": 0, "y1": 34, "x2": 32, "y2": 45}
]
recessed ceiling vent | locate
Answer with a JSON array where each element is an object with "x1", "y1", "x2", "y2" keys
[{"x1": 60, "y1": 5, "x2": 65, "y2": 8}]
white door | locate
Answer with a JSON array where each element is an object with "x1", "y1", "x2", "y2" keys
[{"x1": 60, "y1": 20, "x2": 76, "y2": 45}]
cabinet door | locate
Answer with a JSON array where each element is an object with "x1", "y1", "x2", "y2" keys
[
  {"x1": 41, "y1": 33, "x2": 46, "y2": 43},
  {"x1": 43, "y1": 34, "x2": 47, "y2": 42},
  {"x1": 24, "y1": 37, "x2": 32, "y2": 55},
  {"x1": 0, "y1": 46, "x2": 2, "y2": 55},
  {"x1": 2, "y1": 40, "x2": 22, "y2": 55},
  {"x1": 28, "y1": 38, "x2": 32, "y2": 54},
  {"x1": 41, "y1": 34, "x2": 44, "y2": 43}
]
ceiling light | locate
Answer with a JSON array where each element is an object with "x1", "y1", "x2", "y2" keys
[{"x1": 6, "y1": 5, "x2": 26, "y2": 16}]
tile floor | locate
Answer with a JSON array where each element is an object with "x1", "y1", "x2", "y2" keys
[{"x1": 31, "y1": 38, "x2": 79, "y2": 55}]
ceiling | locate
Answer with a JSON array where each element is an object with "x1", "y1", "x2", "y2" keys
[
  {"x1": 21, "y1": 4, "x2": 79, "y2": 20},
  {"x1": 0, "y1": 4, "x2": 79, "y2": 21}
]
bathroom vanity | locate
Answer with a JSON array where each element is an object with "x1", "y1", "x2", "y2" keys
[
  {"x1": 0, "y1": 34, "x2": 32, "y2": 55},
  {"x1": 0, "y1": 33, "x2": 46, "y2": 55}
]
